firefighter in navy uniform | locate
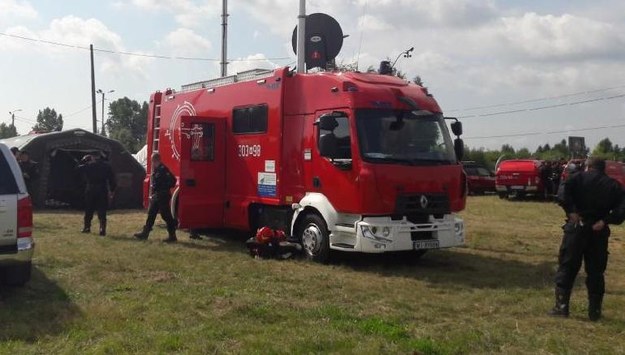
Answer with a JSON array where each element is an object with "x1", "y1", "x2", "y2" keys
[
  {"x1": 133, "y1": 152, "x2": 177, "y2": 243},
  {"x1": 77, "y1": 154, "x2": 116, "y2": 236},
  {"x1": 549, "y1": 158, "x2": 625, "y2": 321}
]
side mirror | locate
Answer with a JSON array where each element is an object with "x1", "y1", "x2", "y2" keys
[
  {"x1": 319, "y1": 133, "x2": 338, "y2": 158},
  {"x1": 454, "y1": 138, "x2": 464, "y2": 161},
  {"x1": 450, "y1": 121, "x2": 463, "y2": 136}
]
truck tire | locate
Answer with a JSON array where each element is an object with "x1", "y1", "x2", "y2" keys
[
  {"x1": 2, "y1": 261, "x2": 32, "y2": 286},
  {"x1": 298, "y1": 214, "x2": 331, "y2": 263}
]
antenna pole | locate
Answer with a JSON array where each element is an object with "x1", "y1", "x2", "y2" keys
[
  {"x1": 296, "y1": 0, "x2": 306, "y2": 73},
  {"x1": 220, "y1": 0, "x2": 228, "y2": 77}
]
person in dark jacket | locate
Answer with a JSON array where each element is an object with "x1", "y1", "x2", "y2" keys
[
  {"x1": 133, "y1": 152, "x2": 177, "y2": 243},
  {"x1": 18, "y1": 150, "x2": 39, "y2": 195},
  {"x1": 77, "y1": 153, "x2": 116, "y2": 236},
  {"x1": 549, "y1": 158, "x2": 625, "y2": 321}
]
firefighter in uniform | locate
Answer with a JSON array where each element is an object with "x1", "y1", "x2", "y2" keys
[
  {"x1": 549, "y1": 158, "x2": 625, "y2": 321},
  {"x1": 133, "y1": 152, "x2": 177, "y2": 243},
  {"x1": 77, "y1": 154, "x2": 116, "y2": 236}
]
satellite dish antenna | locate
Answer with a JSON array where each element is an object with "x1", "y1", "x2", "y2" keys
[{"x1": 292, "y1": 13, "x2": 344, "y2": 70}]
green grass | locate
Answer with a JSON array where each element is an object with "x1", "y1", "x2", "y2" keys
[{"x1": 1, "y1": 196, "x2": 625, "y2": 354}]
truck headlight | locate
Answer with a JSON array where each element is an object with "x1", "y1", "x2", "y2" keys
[{"x1": 361, "y1": 226, "x2": 392, "y2": 244}]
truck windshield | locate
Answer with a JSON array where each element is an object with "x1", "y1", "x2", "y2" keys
[{"x1": 356, "y1": 109, "x2": 455, "y2": 165}]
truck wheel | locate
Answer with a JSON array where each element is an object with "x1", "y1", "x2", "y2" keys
[
  {"x1": 298, "y1": 214, "x2": 330, "y2": 263},
  {"x1": 2, "y1": 262, "x2": 32, "y2": 286},
  {"x1": 498, "y1": 193, "x2": 507, "y2": 199}
]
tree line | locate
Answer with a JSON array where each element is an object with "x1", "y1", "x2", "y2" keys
[
  {"x1": 465, "y1": 138, "x2": 625, "y2": 170},
  {"x1": 1, "y1": 98, "x2": 147, "y2": 154}
]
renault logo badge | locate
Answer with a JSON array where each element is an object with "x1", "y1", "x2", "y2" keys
[{"x1": 420, "y1": 195, "x2": 429, "y2": 208}]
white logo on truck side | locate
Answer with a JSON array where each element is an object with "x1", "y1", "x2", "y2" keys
[{"x1": 165, "y1": 101, "x2": 197, "y2": 160}]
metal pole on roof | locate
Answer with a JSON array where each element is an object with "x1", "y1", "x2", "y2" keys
[
  {"x1": 220, "y1": 0, "x2": 228, "y2": 77},
  {"x1": 296, "y1": 0, "x2": 306, "y2": 73}
]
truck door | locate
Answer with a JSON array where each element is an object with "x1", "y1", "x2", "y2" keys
[{"x1": 177, "y1": 116, "x2": 225, "y2": 229}]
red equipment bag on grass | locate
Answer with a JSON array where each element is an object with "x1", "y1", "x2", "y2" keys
[{"x1": 246, "y1": 226, "x2": 301, "y2": 259}]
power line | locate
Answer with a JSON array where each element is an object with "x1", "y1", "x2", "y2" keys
[
  {"x1": 447, "y1": 85, "x2": 625, "y2": 113},
  {"x1": 0, "y1": 32, "x2": 292, "y2": 62},
  {"x1": 464, "y1": 122, "x2": 625, "y2": 140},
  {"x1": 458, "y1": 93, "x2": 625, "y2": 119}
]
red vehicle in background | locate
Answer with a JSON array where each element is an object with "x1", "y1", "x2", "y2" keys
[
  {"x1": 462, "y1": 162, "x2": 496, "y2": 195},
  {"x1": 495, "y1": 159, "x2": 548, "y2": 199},
  {"x1": 561, "y1": 159, "x2": 625, "y2": 187},
  {"x1": 144, "y1": 67, "x2": 467, "y2": 262}
]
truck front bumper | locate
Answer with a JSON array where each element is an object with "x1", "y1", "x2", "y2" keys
[{"x1": 330, "y1": 215, "x2": 464, "y2": 253}]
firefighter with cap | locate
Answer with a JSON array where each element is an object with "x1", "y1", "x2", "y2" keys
[
  {"x1": 77, "y1": 153, "x2": 116, "y2": 236},
  {"x1": 133, "y1": 152, "x2": 177, "y2": 242},
  {"x1": 549, "y1": 157, "x2": 625, "y2": 321}
]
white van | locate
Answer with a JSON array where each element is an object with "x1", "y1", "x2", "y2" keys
[{"x1": 0, "y1": 142, "x2": 34, "y2": 285}]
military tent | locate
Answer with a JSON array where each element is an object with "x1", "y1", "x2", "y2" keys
[{"x1": 1, "y1": 129, "x2": 145, "y2": 209}]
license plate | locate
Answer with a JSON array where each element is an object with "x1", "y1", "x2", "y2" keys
[
  {"x1": 414, "y1": 240, "x2": 440, "y2": 250},
  {"x1": 511, "y1": 185, "x2": 525, "y2": 190}
]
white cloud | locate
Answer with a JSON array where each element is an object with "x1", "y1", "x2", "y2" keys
[
  {"x1": 127, "y1": 0, "x2": 219, "y2": 28},
  {"x1": 0, "y1": 0, "x2": 37, "y2": 24},
  {"x1": 163, "y1": 28, "x2": 212, "y2": 57},
  {"x1": 228, "y1": 53, "x2": 278, "y2": 74},
  {"x1": 498, "y1": 12, "x2": 625, "y2": 60}
]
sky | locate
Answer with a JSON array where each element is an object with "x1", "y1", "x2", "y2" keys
[{"x1": 1, "y1": 0, "x2": 624, "y2": 151}]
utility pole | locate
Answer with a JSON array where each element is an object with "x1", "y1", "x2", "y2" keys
[
  {"x1": 9, "y1": 109, "x2": 22, "y2": 128},
  {"x1": 97, "y1": 89, "x2": 114, "y2": 135},
  {"x1": 220, "y1": 0, "x2": 229, "y2": 77}
]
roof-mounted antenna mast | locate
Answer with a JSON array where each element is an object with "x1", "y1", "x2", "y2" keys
[
  {"x1": 296, "y1": 0, "x2": 306, "y2": 73},
  {"x1": 220, "y1": 0, "x2": 228, "y2": 77}
]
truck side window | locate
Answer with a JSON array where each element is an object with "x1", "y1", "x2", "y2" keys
[
  {"x1": 319, "y1": 115, "x2": 351, "y2": 159},
  {"x1": 189, "y1": 123, "x2": 215, "y2": 161},
  {"x1": 233, "y1": 104, "x2": 268, "y2": 134}
]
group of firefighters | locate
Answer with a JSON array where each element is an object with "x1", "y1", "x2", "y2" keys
[{"x1": 9, "y1": 144, "x2": 625, "y2": 322}]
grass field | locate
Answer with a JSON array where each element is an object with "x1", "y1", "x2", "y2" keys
[{"x1": 1, "y1": 196, "x2": 625, "y2": 354}]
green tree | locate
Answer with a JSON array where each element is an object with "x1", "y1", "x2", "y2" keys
[
  {"x1": 107, "y1": 97, "x2": 148, "y2": 153},
  {"x1": 0, "y1": 122, "x2": 18, "y2": 138},
  {"x1": 32, "y1": 107, "x2": 63, "y2": 132},
  {"x1": 592, "y1": 138, "x2": 621, "y2": 160}
]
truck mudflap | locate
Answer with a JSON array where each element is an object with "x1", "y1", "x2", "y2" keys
[{"x1": 330, "y1": 214, "x2": 464, "y2": 253}]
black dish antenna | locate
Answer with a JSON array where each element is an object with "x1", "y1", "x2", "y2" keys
[{"x1": 291, "y1": 13, "x2": 344, "y2": 71}]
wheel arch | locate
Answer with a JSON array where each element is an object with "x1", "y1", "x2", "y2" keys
[{"x1": 291, "y1": 193, "x2": 338, "y2": 239}]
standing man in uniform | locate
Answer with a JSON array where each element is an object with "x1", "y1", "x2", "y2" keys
[
  {"x1": 77, "y1": 154, "x2": 116, "y2": 236},
  {"x1": 549, "y1": 158, "x2": 625, "y2": 321},
  {"x1": 133, "y1": 152, "x2": 177, "y2": 243}
]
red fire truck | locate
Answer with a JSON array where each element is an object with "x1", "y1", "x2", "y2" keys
[{"x1": 145, "y1": 67, "x2": 466, "y2": 261}]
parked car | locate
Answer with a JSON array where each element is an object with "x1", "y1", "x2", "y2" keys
[
  {"x1": 561, "y1": 159, "x2": 625, "y2": 187},
  {"x1": 0, "y1": 142, "x2": 34, "y2": 285},
  {"x1": 462, "y1": 162, "x2": 496, "y2": 194},
  {"x1": 495, "y1": 159, "x2": 548, "y2": 199}
]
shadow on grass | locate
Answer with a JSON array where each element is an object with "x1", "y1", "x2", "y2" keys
[
  {"x1": 330, "y1": 249, "x2": 554, "y2": 290},
  {"x1": 0, "y1": 267, "x2": 81, "y2": 342}
]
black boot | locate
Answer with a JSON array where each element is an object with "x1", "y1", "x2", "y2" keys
[
  {"x1": 548, "y1": 287, "x2": 570, "y2": 317},
  {"x1": 133, "y1": 226, "x2": 150, "y2": 240},
  {"x1": 588, "y1": 293, "x2": 603, "y2": 321},
  {"x1": 99, "y1": 220, "x2": 107, "y2": 236},
  {"x1": 81, "y1": 219, "x2": 91, "y2": 233},
  {"x1": 163, "y1": 227, "x2": 177, "y2": 243}
]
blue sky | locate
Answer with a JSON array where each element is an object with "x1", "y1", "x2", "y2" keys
[{"x1": 1, "y1": 0, "x2": 624, "y2": 151}]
